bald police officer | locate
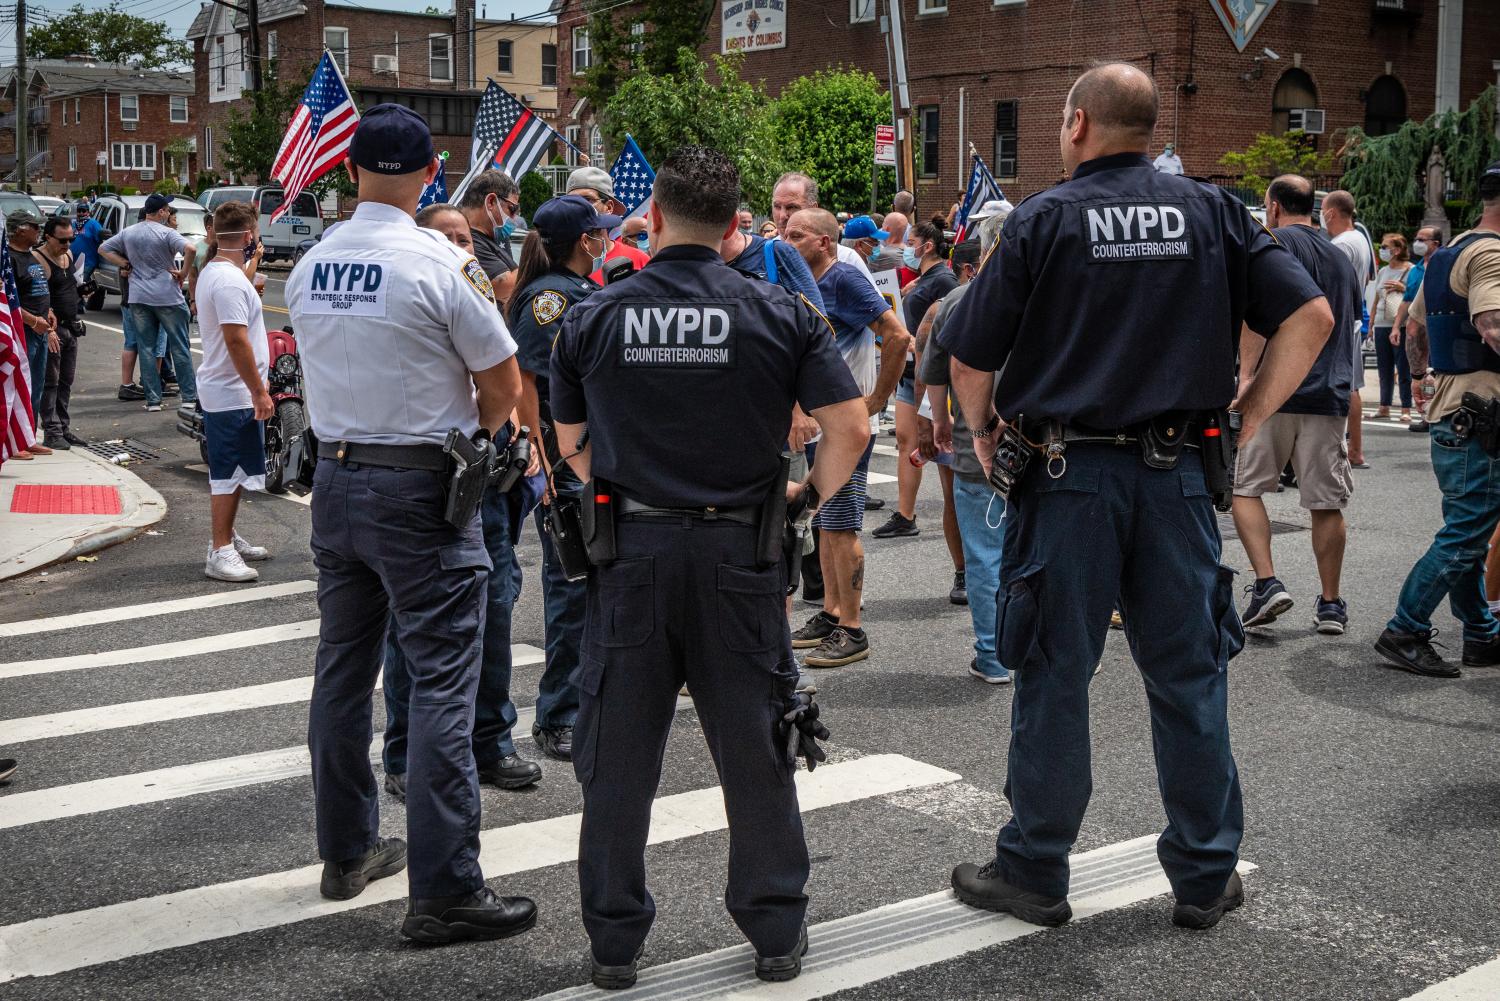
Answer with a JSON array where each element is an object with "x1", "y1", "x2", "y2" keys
[
  {"x1": 549, "y1": 146, "x2": 871, "y2": 989},
  {"x1": 286, "y1": 104, "x2": 533, "y2": 943},
  {"x1": 941, "y1": 64, "x2": 1334, "y2": 929}
]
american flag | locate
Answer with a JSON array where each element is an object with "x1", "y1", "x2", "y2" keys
[
  {"x1": 418, "y1": 157, "x2": 449, "y2": 209},
  {"x1": 451, "y1": 81, "x2": 564, "y2": 204},
  {"x1": 609, "y1": 135, "x2": 655, "y2": 221},
  {"x1": 270, "y1": 51, "x2": 360, "y2": 223},
  {"x1": 953, "y1": 154, "x2": 1006, "y2": 245},
  {"x1": 0, "y1": 247, "x2": 35, "y2": 462}
]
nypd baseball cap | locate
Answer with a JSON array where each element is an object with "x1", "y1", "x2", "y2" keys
[
  {"x1": 842, "y1": 215, "x2": 882, "y2": 241},
  {"x1": 349, "y1": 103, "x2": 435, "y2": 175},
  {"x1": 566, "y1": 166, "x2": 615, "y2": 201},
  {"x1": 533, "y1": 195, "x2": 622, "y2": 244}
]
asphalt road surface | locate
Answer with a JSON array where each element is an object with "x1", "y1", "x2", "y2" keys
[{"x1": 1, "y1": 301, "x2": 1497, "y2": 1000}]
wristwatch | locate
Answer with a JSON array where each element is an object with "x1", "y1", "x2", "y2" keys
[{"x1": 971, "y1": 414, "x2": 1001, "y2": 440}]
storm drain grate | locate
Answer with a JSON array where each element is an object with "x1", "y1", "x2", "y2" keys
[{"x1": 81, "y1": 438, "x2": 161, "y2": 465}]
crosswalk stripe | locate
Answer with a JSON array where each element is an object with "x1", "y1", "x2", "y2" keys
[
  {"x1": 0, "y1": 753, "x2": 959, "y2": 983},
  {"x1": 867, "y1": 471, "x2": 897, "y2": 485},
  {"x1": 0, "y1": 580, "x2": 319, "y2": 637},
  {"x1": 531, "y1": 838, "x2": 1257, "y2": 1001},
  {"x1": 870, "y1": 442, "x2": 899, "y2": 458},
  {"x1": 0, "y1": 695, "x2": 687, "y2": 831},
  {"x1": 1402, "y1": 955, "x2": 1500, "y2": 999},
  {"x1": 0, "y1": 645, "x2": 546, "y2": 745},
  {"x1": 0, "y1": 619, "x2": 323, "y2": 679}
]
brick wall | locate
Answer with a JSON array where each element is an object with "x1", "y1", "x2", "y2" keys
[{"x1": 45, "y1": 91, "x2": 195, "y2": 191}]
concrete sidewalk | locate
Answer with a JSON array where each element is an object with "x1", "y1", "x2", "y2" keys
[{"x1": 0, "y1": 444, "x2": 167, "y2": 581}]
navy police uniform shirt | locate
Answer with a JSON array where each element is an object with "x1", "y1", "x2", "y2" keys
[
  {"x1": 510, "y1": 266, "x2": 600, "y2": 424},
  {"x1": 550, "y1": 245, "x2": 861, "y2": 508},
  {"x1": 938, "y1": 152, "x2": 1326, "y2": 429}
]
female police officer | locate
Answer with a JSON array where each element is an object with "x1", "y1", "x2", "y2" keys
[{"x1": 505, "y1": 194, "x2": 619, "y2": 761}]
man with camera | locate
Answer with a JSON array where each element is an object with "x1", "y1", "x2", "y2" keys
[{"x1": 1376, "y1": 160, "x2": 1500, "y2": 678}]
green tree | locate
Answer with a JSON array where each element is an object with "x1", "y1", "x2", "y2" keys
[
  {"x1": 1218, "y1": 131, "x2": 1336, "y2": 200},
  {"x1": 770, "y1": 68, "x2": 895, "y2": 214},
  {"x1": 519, "y1": 171, "x2": 553, "y2": 220},
  {"x1": 223, "y1": 74, "x2": 302, "y2": 181},
  {"x1": 28, "y1": 3, "x2": 190, "y2": 68}
]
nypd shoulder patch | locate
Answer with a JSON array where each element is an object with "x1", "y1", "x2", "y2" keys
[
  {"x1": 461, "y1": 258, "x2": 496, "y2": 303},
  {"x1": 532, "y1": 290, "x2": 568, "y2": 325}
]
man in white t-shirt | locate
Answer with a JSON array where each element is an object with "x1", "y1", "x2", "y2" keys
[
  {"x1": 1324, "y1": 189, "x2": 1375, "y2": 466},
  {"x1": 194, "y1": 200, "x2": 274, "y2": 582}
]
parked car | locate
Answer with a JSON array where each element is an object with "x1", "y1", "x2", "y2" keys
[
  {"x1": 199, "y1": 184, "x2": 324, "y2": 261},
  {"x1": 31, "y1": 195, "x2": 67, "y2": 217},
  {"x1": 87, "y1": 194, "x2": 208, "y2": 310},
  {"x1": 0, "y1": 190, "x2": 42, "y2": 236}
]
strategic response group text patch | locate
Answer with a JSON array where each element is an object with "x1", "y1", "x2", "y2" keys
[
  {"x1": 303, "y1": 261, "x2": 387, "y2": 316},
  {"x1": 619, "y1": 304, "x2": 735, "y2": 367},
  {"x1": 1081, "y1": 203, "x2": 1193, "y2": 263}
]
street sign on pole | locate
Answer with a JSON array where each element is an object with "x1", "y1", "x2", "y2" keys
[
  {"x1": 874, "y1": 125, "x2": 896, "y2": 167},
  {"x1": 96, "y1": 151, "x2": 108, "y2": 165}
]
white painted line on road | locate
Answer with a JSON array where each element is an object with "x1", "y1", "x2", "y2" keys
[
  {"x1": 0, "y1": 645, "x2": 545, "y2": 745},
  {"x1": 1402, "y1": 955, "x2": 1500, "y2": 999},
  {"x1": 0, "y1": 753, "x2": 958, "y2": 983},
  {"x1": 0, "y1": 619, "x2": 322, "y2": 679},
  {"x1": 1362, "y1": 420, "x2": 1422, "y2": 434},
  {"x1": 0, "y1": 580, "x2": 318, "y2": 636},
  {"x1": 871, "y1": 442, "x2": 899, "y2": 458},
  {"x1": 532, "y1": 839, "x2": 1257, "y2": 1001},
  {"x1": 0, "y1": 695, "x2": 686, "y2": 830},
  {"x1": 867, "y1": 471, "x2": 896, "y2": 486},
  {"x1": 87, "y1": 318, "x2": 203, "y2": 355}
]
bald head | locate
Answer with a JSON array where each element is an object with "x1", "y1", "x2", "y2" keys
[
  {"x1": 882, "y1": 211, "x2": 909, "y2": 245},
  {"x1": 1060, "y1": 62, "x2": 1158, "y2": 173},
  {"x1": 785, "y1": 207, "x2": 840, "y2": 272},
  {"x1": 1265, "y1": 174, "x2": 1315, "y2": 227}
]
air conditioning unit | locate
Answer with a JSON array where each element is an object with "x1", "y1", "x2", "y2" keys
[
  {"x1": 373, "y1": 54, "x2": 398, "y2": 74},
  {"x1": 122, "y1": 120, "x2": 138, "y2": 131},
  {"x1": 140, "y1": 170, "x2": 155, "y2": 181},
  {"x1": 1288, "y1": 108, "x2": 1326, "y2": 134}
]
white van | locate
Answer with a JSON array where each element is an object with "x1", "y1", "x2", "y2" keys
[{"x1": 198, "y1": 184, "x2": 324, "y2": 261}]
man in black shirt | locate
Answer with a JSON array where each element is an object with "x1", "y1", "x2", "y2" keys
[{"x1": 457, "y1": 169, "x2": 521, "y2": 306}]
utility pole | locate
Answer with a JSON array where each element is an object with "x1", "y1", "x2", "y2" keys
[
  {"x1": 246, "y1": 0, "x2": 262, "y2": 93},
  {"x1": 883, "y1": 0, "x2": 913, "y2": 195},
  {"x1": 16, "y1": 0, "x2": 28, "y2": 192}
]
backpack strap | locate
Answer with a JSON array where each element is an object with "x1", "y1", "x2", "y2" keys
[{"x1": 763, "y1": 237, "x2": 778, "y2": 286}]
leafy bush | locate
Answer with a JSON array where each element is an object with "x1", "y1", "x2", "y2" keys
[
  {"x1": 1219, "y1": 131, "x2": 1335, "y2": 200},
  {"x1": 519, "y1": 171, "x2": 554, "y2": 220},
  {"x1": 769, "y1": 68, "x2": 896, "y2": 214}
]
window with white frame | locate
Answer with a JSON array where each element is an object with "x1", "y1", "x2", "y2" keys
[
  {"x1": 74, "y1": 97, "x2": 80, "y2": 124},
  {"x1": 573, "y1": 26, "x2": 590, "y2": 74},
  {"x1": 111, "y1": 142, "x2": 156, "y2": 171},
  {"x1": 325, "y1": 27, "x2": 349, "y2": 73},
  {"x1": 565, "y1": 124, "x2": 580, "y2": 166},
  {"x1": 267, "y1": 30, "x2": 277, "y2": 62},
  {"x1": 215, "y1": 38, "x2": 226, "y2": 88},
  {"x1": 68, "y1": 146, "x2": 77, "y2": 172},
  {"x1": 994, "y1": 100, "x2": 1019, "y2": 178},
  {"x1": 429, "y1": 34, "x2": 453, "y2": 82},
  {"x1": 918, "y1": 0, "x2": 948, "y2": 11},
  {"x1": 918, "y1": 105, "x2": 940, "y2": 177},
  {"x1": 850, "y1": 0, "x2": 875, "y2": 22},
  {"x1": 589, "y1": 125, "x2": 603, "y2": 164},
  {"x1": 497, "y1": 39, "x2": 513, "y2": 73},
  {"x1": 204, "y1": 126, "x2": 213, "y2": 169},
  {"x1": 170, "y1": 95, "x2": 188, "y2": 122},
  {"x1": 119, "y1": 93, "x2": 139, "y2": 121}
]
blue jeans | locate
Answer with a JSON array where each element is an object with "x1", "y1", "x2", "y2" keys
[
  {"x1": 952, "y1": 474, "x2": 1007, "y2": 679},
  {"x1": 531, "y1": 471, "x2": 584, "y2": 732},
  {"x1": 384, "y1": 483, "x2": 525, "y2": 772},
  {"x1": 129, "y1": 302, "x2": 196, "y2": 405},
  {"x1": 1388, "y1": 418, "x2": 1500, "y2": 642},
  {"x1": 25, "y1": 329, "x2": 47, "y2": 427}
]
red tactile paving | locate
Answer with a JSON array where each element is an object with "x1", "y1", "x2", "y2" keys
[{"x1": 9, "y1": 484, "x2": 123, "y2": 515}]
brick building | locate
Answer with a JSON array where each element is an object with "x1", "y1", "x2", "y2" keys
[
  {"x1": 554, "y1": 0, "x2": 1500, "y2": 213},
  {"x1": 1, "y1": 59, "x2": 195, "y2": 191}
]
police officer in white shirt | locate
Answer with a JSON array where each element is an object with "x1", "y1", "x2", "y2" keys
[{"x1": 286, "y1": 104, "x2": 531, "y2": 944}]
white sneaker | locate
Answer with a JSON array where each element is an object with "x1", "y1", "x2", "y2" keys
[
  {"x1": 233, "y1": 532, "x2": 271, "y2": 562},
  {"x1": 205, "y1": 544, "x2": 259, "y2": 582}
]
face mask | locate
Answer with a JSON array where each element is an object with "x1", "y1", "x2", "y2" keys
[
  {"x1": 1413, "y1": 241, "x2": 1430, "y2": 258},
  {"x1": 868, "y1": 244, "x2": 882, "y2": 262},
  {"x1": 489, "y1": 203, "x2": 515, "y2": 242},
  {"x1": 586, "y1": 235, "x2": 606, "y2": 274},
  {"x1": 1379, "y1": 247, "x2": 1392, "y2": 263},
  {"x1": 902, "y1": 246, "x2": 922, "y2": 270}
]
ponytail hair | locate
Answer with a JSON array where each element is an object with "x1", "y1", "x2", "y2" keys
[
  {"x1": 912, "y1": 214, "x2": 950, "y2": 261},
  {"x1": 506, "y1": 228, "x2": 579, "y2": 327}
]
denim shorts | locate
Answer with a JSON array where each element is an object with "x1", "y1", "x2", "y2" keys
[{"x1": 895, "y1": 374, "x2": 917, "y2": 406}]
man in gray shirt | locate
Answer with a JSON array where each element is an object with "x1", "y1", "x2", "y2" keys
[{"x1": 100, "y1": 193, "x2": 197, "y2": 411}]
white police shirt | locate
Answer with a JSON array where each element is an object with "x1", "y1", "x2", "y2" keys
[{"x1": 287, "y1": 201, "x2": 517, "y2": 446}]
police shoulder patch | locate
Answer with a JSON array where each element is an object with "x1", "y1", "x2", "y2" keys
[
  {"x1": 461, "y1": 257, "x2": 496, "y2": 303},
  {"x1": 532, "y1": 289, "x2": 568, "y2": 325}
]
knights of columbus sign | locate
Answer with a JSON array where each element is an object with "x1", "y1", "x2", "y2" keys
[{"x1": 1210, "y1": 0, "x2": 1279, "y2": 53}]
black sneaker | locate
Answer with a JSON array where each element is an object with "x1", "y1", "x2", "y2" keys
[
  {"x1": 1241, "y1": 577, "x2": 1294, "y2": 628},
  {"x1": 0, "y1": 757, "x2": 15, "y2": 784},
  {"x1": 480, "y1": 752, "x2": 542, "y2": 788},
  {"x1": 1314, "y1": 596, "x2": 1348, "y2": 635},
  {"x1": 319, "y1": 836, "x2": 408, "y2": 901},
  {"x1": 532, "y1": 725, "x2": 572, "y2": 762},
  {"x1": 42, "y1": 433, "x2": 70, "y2": 450},
  {"x1": 62, "y1": 430, "x2": 88, "y2": 446},
  {"x1": 1374, "y1": 626, "x2": 1460, "y2": 678},
  {"x1": 864, "y1": 496, "x2": 886, "y2": 511},
  {"x1": 1172, "y1": 871, "x2": 1244, "y2": 930},
  {"x1": 1409, "y1": 420, "x2": 1430, "y2": 433},
  {"x1": 950, "y1": 860, "x2": 1072, "y2": 926},
  {"x1": 755, "y1": 924, "x2": 809, "y2": 983},
  {"x1": 117, "y1": 383, "x2": 145, "y2": 401},
  {"x1": 792, "y1": 610, "x2": 839, "y2": 649},
  {"x1": 384, "y1": 772, "x2": 406, "y2": 802},
  {"x1": 1462, "y1": 632, "x2": 1500, "y2": 667},
  {"x1": 803, "y1": 627, "x2": 869, "y2": 668},
  {"x1": 949, "y1": 570, "x2": 968, "y2": 605},
  {"x1": 401, "y1": 886, "x2": 537, "y2": 944},
  {"x1": 592, "y1": 944, "x2": 645, "y2": 991},
  {"x1": 871, "y1": 512, "x2": 919, "y2": 538}
]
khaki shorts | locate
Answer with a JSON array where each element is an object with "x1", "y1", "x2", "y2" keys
[{"x1": 1233, "y1": 412, "x2": 1354, "y2": 510}]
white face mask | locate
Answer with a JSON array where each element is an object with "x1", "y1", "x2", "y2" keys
[{"x1": 1412, "y1": 240, "x2": 1430, "y2": 258}]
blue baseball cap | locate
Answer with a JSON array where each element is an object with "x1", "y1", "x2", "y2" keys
[
  {"x1": 533, "y1": 195, "x2": 623, "y2": 243},
  {"x1": 842, "y1": 215, "x2": 881, "y2": 241},
  {"x1": 348, "y1": 103, "x2": 435, "y2": 175}
]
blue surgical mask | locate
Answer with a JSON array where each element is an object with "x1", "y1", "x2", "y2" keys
[
  {"x1": 902, "y1": 246, "x2": 921, "y2": 270},
  {"x1": 868, "y1": 244, "x2": 882, "y2": 262},
  {"x1": 588, "y1": 235, "x2": 606, "y2": 274},
  {"x1": 490, "y1": 203, "x2": 515, "y2": 242}
]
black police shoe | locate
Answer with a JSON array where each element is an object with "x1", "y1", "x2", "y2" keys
[
  {"x1": 1462, "y1": 632, "x2": 1500, "y2": 667},
  {"x1": 384, "y1": 772, "x2": 406, "y2": 802},
  {"x1": 1374, "y1": 627, "x2": 1461, "y2": 678},
  {"x1": 42, "y1": 433, "x2": 70, "y2": 450},
  {"x1": 864, "y1": 496, "x2": 885, "y2": 511},
  {"x1": 949, "y1": 570, "x2": 968, "y2": 605},
  {"x1": 62, "y1": 430, "x2": 88, "y2": 446},
  {"x1": 532, "y1": 725, "x2": 572, "y2": 762},
  {"x1": 754, "y1": 924, "x2": 809, "y2": 983},
  {"x1": 320, "y1": 836, "x2": 408, "y2": 901},
  {"x1": 592, "y1": 943, "x2": 645, "y2": 990},
  {"x1": 1409, "y1": 419, "x2": 1430, "y2": 433},
  {"x1": 1172, "y1": 870, "x2": 1244, "y2": 930},
  {"x1": 950, "y1": 860, "x2": 1072, "y2": 927},
  {"x1": 401, "y1": 886, "x2": 537, "y2": 944},
  {"x1": 479, "y1": 752, "x2": 542, "y2": 789}
]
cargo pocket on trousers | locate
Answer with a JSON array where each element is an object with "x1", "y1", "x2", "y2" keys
[
  {"x1": 717, "y1": 563, "x2": 785, "y2": 654},
  {"x1": 439, "y1": 542, "x2": 492, "y2": 635},
  {"x1": 592, "y1": 556, "x2": 655, "y2": 648},
  {"x1": 997, "y1": 562, "x2": 1044, "y2": 673},
  {"x1": 573, "y1": 654, "x2": 604, "y2": 786},
  {"x1": 1213, "y1": 564, "x2": 1246, "y2": 668}
]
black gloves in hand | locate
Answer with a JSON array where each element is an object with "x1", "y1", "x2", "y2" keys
[{"x1": 780, "y1": 689, "x2": 830, "y2": 772}]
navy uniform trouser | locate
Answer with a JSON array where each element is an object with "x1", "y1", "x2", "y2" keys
[
  {"x1": 993, "y1": 447, "x2": 1246, "y2": 907},
  {"x1": 530, "y1": 472, "x2": 585, "y2": 733},
  {"x1": 383, "y1": 483, "x2": 524, "y2": 771},
  {"x1": 308, "y1": 459, "x2": 492, "y2": 899},
  {"x1": 575, "y1": 517, "x2": 809, "y2": 965}
]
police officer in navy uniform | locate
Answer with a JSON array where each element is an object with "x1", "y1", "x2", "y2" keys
[
  {"x1": 286, "y1": 104, "x2": 534, "y2": 943},
  {"x1": 548, "y1": 146, "x2": 871, "y2": 989},
  {"x1": 939, "y1": 64, "x2": 1335, "y2": 929}
]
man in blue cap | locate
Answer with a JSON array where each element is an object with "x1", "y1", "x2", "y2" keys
[{"x1": 287, "y1": 103, "x2": 533, "y2": 943}]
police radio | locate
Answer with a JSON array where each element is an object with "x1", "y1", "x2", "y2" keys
[{"x1": 602, "y1": 258, "x2": 636, "y2": 285}]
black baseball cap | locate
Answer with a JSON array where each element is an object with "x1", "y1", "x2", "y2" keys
[
  {"x1": 348, "y1": 103, "x2": 435, "y2": 175},
  {"x1": 1482, "y1": 159, "x2": 1500, "y2": 198},
  {"x1": 143, "y1": 192, "x2": 173, "y2": 215},
  {"x1": 533, "y1": 194, "x2": 622, "y2": 243}
]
